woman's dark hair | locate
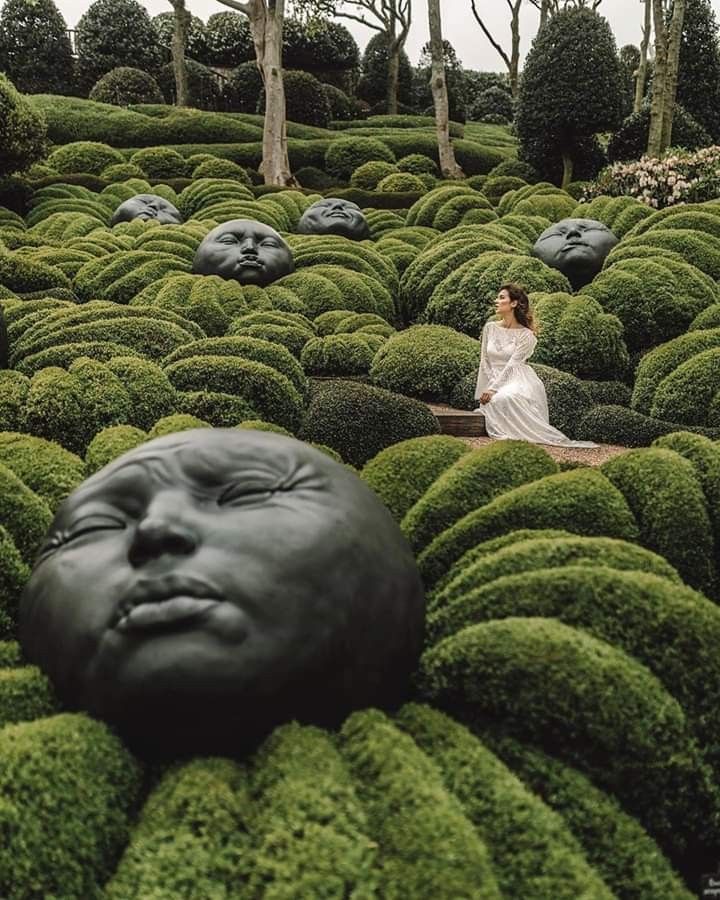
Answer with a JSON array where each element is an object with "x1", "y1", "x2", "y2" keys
[{"x1": 499, "y1": 282, "x2": 537, "y2": 333}]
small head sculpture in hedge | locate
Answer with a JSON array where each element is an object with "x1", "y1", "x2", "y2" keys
[
  {"x1": 533, "y1": 218, "x2": 618, "y2": 289},
  {"x1": 297, "y1": 197, "x2": 371, "y2": 241},
  {"x1": 192, "y1": 219, "x2": 295, "y2": 285},
  {"x1": 110, "y1": 194, "x2": 184, "y2": 227},
  {"x1": 19, "y1": 428, "x2": 425, "y2": 756}
]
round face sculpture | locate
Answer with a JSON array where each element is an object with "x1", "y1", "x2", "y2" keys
[
  {"x1": 19, "y1": 429, "x2": 425, "y2": 756},
  {"x1": 192, "y1": 219, "x2": 294, "y2": 286},
  {"x1": 110, "y1": 193, "x2": 184, "y2": 227},
  {"x1": 532, "y1": 218, "x2": 619, "y2": 289},
  {"x1": 297, "y1": 198, "x2": 370, "y2": 240}
]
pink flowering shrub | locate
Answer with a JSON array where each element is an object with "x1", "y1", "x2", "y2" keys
[{"x1": 584, "y1": 146, "x2": 720, "y2": 209}]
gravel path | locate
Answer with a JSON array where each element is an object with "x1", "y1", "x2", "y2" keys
[{"x1": 457, "y1": 436, "x2": 628, "y2": 466}]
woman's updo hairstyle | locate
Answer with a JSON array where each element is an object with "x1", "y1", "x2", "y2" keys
[{"x1": 500, "y1": 282, "x2": 537, "y2": 333}]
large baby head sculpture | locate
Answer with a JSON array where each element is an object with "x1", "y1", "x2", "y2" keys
[
  {"x1": 19, "y1": 429, "x2": 425, "y2": 756},
  {"x1": 110, "y1": 193, "x2": 184, "y2": 227},
  {"x1": 533, "y1": 218, "x2": 619, "y2": 289},
  {"x1": 192, "y1": 219, "x2": 294, "y2": 285},
  {"x1": 298, "y1": 198, "x2": 370, "y2": 240}
]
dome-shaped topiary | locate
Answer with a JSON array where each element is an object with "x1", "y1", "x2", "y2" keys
[
  {"x1": 259, "y1": 69, "x2": 332, "y2": 128},
  {"x1": 349, "y1": 160, "x2": 399, "y2": 190},
  {"x1": 0, "y1": 73, "x2": 48, "y2": 179},
  {"x1": 89, "y1": 67, "x2": 163, "y2": 106},
  {"x1": 377, "y1": 172, "x2": 426, "y2": 193},
  {"x1": 324, "y1": 136, "x2": 396, "y2": 180},
  {"x1": 191, "y1": 157, "x2": 251, "y2": 184},
  {"x1": 129, "y1": 146, "x2": 189, "y2": 180},
  {"x1": 46, "y1": 141, "x2": 124, "y2": 176}
]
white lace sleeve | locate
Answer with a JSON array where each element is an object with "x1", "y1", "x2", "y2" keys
[
  {"x1": 487, "y1": 329, "x2": 537, "y2": 391},
  {"x1": 473, "y1": 322, "x2": 494, "y2": 400}
]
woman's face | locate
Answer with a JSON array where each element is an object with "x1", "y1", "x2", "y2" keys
[
  {"x1": 19, "y1": 429, "x2": 425, "y2": 754},
  {"x1": 494, "y1": 289, "x2": 517, "y2": 316}
]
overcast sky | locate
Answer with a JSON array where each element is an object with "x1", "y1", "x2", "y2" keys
[{"x1": 52, "y1": 0, "x2": 720, "y2": 70}]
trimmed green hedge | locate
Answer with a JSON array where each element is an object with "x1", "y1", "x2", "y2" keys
[
  {"x1": 601, "y1": 448, "x2": 717, "y2": 597},
  {"x1": 417, "y1": 468, "x2": 638, "y2": 588},
  {"x1": 0, "y1": 665, "x2": 57, "y2": 729},
  {"x1": 360, "y1": 435, "x2": 470, "y2": 523},
  {"x1": 0, "y1": 460, "x2": 52, "y2": 563},
  {"x1": 401, "y1": 440, "x2": 558, "y2": 554},
  {"x1": 299, "y1": 380, "x2": 440, "y2": 468},
  {"x1": 0, "y1": 713, "x2": 142, "y2": 900},
  {"x1": 324, "y1": 136, "x2": 396, "y2": 180},
  {"x1": 246, "y1": 723, "x2": 378, "y2": 896},
  {"x1": 106, "y1": 758, "x2": 252, "y2": 898},
  {"x1": 369, "y1": 325, "x2": 478, "y2": 402},
  {"x1": 483, "y1": 733, "x2": 693, "y2": 899},
  {"x1": 85, "y1": 423, "x2": 148, "y2": 474},
  {"x1": 0, "y1": 525, "x2": 31, "y2": 638},
  {"x1": 577, "y1": 404, "x2": 720, "y2": 448},
  {"x1": 430, "y1": 533, "x2": 680, "y2": 614},
  {"x1": 0, "y1": 432, "x2": 85, "y2": 509},
  {"x1": 396, "y1": 704, "x2": 613, "y2": 899},
  {"x1": 417, "y1": 617, "x2": 720, "y2": 870},
  {"x1": 650, "y1": 347, "x2": 720, "y2": 427},
  {"x1": 530, "y1": 291, "x2": 628, "y2": 380},
  {"x1": 339, "y1": 709, "x2": 501, "y2": 899},
  {"x1": 300, "y1": 333, "x2": 381, "y2": 377}
]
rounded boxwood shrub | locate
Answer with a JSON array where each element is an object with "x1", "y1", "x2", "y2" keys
[
  {"x1": 46, "y1": 141, "x2": 124, "y2": 176},
  {"x1": 324, "y1": 136, "x2": 396, "y2": 180},
  {"x1": 129, "y1": 146, "x2": 189, "y2": 180},
  {"x1": 484, "y1": 733, "x2": 698, "y2": 899},
  {"x1": 260, "y1": 69, "x2": 331, "y2": 128},
  {"x1": 0, "y1": 713, "x2": 143, "y2": 899},
  {"x1": 530, "y1": 364, "x2": 595, "y2": 438},
  {"x1": 577, "y1": 404, "x2": 720, "y2": 447},
  {"x1": 147, "y1": 412, "x2": 211, "y2": 439},
  {"x1": 0, "y1": 371, "x2": 30, "y2": 432},
  {"x1": 300, "y1": 333, "x2": 379, "y2": 377},
  {"x1": 417, "y1": 467, "x2": 638, "y2": 588},
  {"x1": 608, "y1": 102, "x2": 711, "y2": 163},
  {"x1": 0, "y1": 460, "x2": 52, "y2": 562},
  {"x1": 360, "y1": 434, "x2": 470, "y2": 523},
  {"x1": 377, "y1": 172, "x2": 425, "y2": 193},
  {"x1": 191, "y1": 157, "x2": 251, "y2": 184},
  {"x1": 530, "y1": 292, "x2": 628, "y2": 380},
  {"x1": 0, "y1": 72, "x2": 48, "y2": 178},
  {"x1": 89, "y1": 67, "x2": 163, "y2": 106},
  {"x1": 0, "y1": 432, "x2": 85, "y2": 510},
  {"x1": 649, "y1": 347, "x2": 720, "y2": 427},
  {"x1": 163, "y1": 355, "x2": 304, "y2": 432},
  {"x1": 431, "y1": 533, "x2": 680, "y2": 613},
  {"x1": 105, "y1": 757, "x2": 253, "y2": 898},
  {"x1": 349, "y1": 160, "x2": 398, "y2": 190},
  {"x1": 397, "y1": 153, "x2": 438, "y2": 175},
  {"x1": 401, "y1": 441, "x2": 558, "y2": 555},
  {"x1": 157, "y1": 59, "x2": 221, "y2": 110},
  {"x1": 105, "y1": 356, "x2": 177, "y2": 431},
  {"x1": 369, "y1": 325, "x2": 478, "y2": 403},
  {"x1": 339, "y1": 709, "x2": 501, "y2": 899},
  {"x1": 583, "y1": 256, "x2": 719, "y2": 351},
  {"x1": 73, "y1": 251, "x2": 188, "y2": 304},
  {"x1": 84, "y1": 423, "x2": 147, "y2": 473},
  {"x1": 600, "y1": 447, "x2": 716, "y2": 597},
  {"x1": 417, "y1": 617, "x2": 720, "y2": 870},
  {"x1": 0, "y1": 524, "x2": 31, "y2": 637},
  {"x1": 299, "y1": 379, "x2": 440, "y2": 468},
  {"x1": 175, "y1": 390, "x2": 257, "y2": 427},
  {"x1": 396, "y1": 704, "x2": 615, "y2": 899},
  {"x1": 0, "y1": 666, "x2": 57, "y2": 730}
]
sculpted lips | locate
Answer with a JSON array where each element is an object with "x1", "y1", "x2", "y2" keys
[{"x1": 115, "y1": 575, "x2": 223, "y2": 633}]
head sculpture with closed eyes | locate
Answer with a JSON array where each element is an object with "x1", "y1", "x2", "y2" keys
[
  {"x1": 110, "y1": 193, "x2": 184, "y2": 227},
  {"x1": 297, "y1": 198, "x2": 370, "y2": 240},
  {"x1": 532, "y1": 217, "x2": 619, "y2": 289},
  {"x1": 192, "y1": 219, "x2": 295, "y2": 285},
  {"x1": 19, "y1": 429, "x2": 425, "y2": 757}
]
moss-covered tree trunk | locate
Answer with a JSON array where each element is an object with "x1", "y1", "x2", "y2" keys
[
  {"x1": 168, "y1": 0, "x2": 190, "y2": 108},
  {"x1": 561, "y1": 148, "x2": 574, "y2": 189},
  {"x1": 660, "y1": 0, "x2": 686, "y2": 149},
  {"x1": 215, "y1": 0, "x2": 295, "y2": 186},
  {"x1": 428, "y1": 0, "x2": 463, "y2": 178},
  {"x1": 647, "y1": 0, "x2": 669, "y2": 156},
  {"x1": 634, "y1": 0, "x2": 651, "y2": 113}
]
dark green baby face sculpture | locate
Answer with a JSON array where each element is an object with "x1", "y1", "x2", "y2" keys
[
  {"x1": 192, "y1": 219, "x2": 294, "y2": 285},
  {"x1": 533, "y1": 218, "x2": 619, "y2": 289},
  {"x1": 19, "y1": 429, "x2": 425, "y2": 756},
  {"x1": 297, "y1": 198, "x2": 370, "y2": 240},
  {"x1": 110, "y1": 193, "x2": 184, "y2": 227}
]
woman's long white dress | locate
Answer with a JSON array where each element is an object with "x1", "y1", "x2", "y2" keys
[{"x1": 474, "y1": 321, "x2": 599, "y2": 448}]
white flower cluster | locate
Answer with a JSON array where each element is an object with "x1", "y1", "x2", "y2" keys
[{"x1": 584, "y1": 145, "x2": 720, "y2": 208}]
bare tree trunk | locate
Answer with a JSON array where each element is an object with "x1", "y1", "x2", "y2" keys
[
  {"x1": 561, "y1": 149, "x2": 574, "y2": 189},
  {"x1": 634, "y1": 0, "x2": 651, "y2": 113},
  {"x1": 169, "y1": 0, "x2": 190, "y2": 107},
  {"x1": 469, "y1": 0, "x2": 522, "y2": 99},
  {"x1": 428, "y1": 0, "x2": 463, "y2": 178},
  {"x1": 647, "y1": 0, "x2": 668, "y2": 157},
  {"x1": 387, "y1": 40, "x2": 400, "y2": 113},
  {"x1": 660, "y1": 0, "x2": 686, "y2": 149},
  {"x1": 540, "y1": 0, "x2": 551, "y2": 28},
  {"x1": 216, "y1": 0, "x2": 295, "y2": 185}
]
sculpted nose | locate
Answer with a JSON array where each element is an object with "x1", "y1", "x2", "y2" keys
[
  {"x1": 239, "y1": 237, "x2": 258, "y2": 254},
  {"x1": 128, "y1": 494, "x2": 198, "y2": 566},
  {"x1": 566, "y1": 225, "x2": 582, "y2": 238}
]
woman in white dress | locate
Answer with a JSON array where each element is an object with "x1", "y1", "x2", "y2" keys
[{"x1": 474, "y1": 283, "x2": 598, "y2": 448}]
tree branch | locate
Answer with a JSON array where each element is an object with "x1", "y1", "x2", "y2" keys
[
  {"x1": 469, "y1": 0, "x2": 512, "y2": 69},
  {"x1": 215, "y1": 0, "x2": 253, "y2": 14}
]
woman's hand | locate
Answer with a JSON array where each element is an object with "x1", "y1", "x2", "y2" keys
[{"x1": 479, "y1": 391, "x2": 496, "y2": 405}]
